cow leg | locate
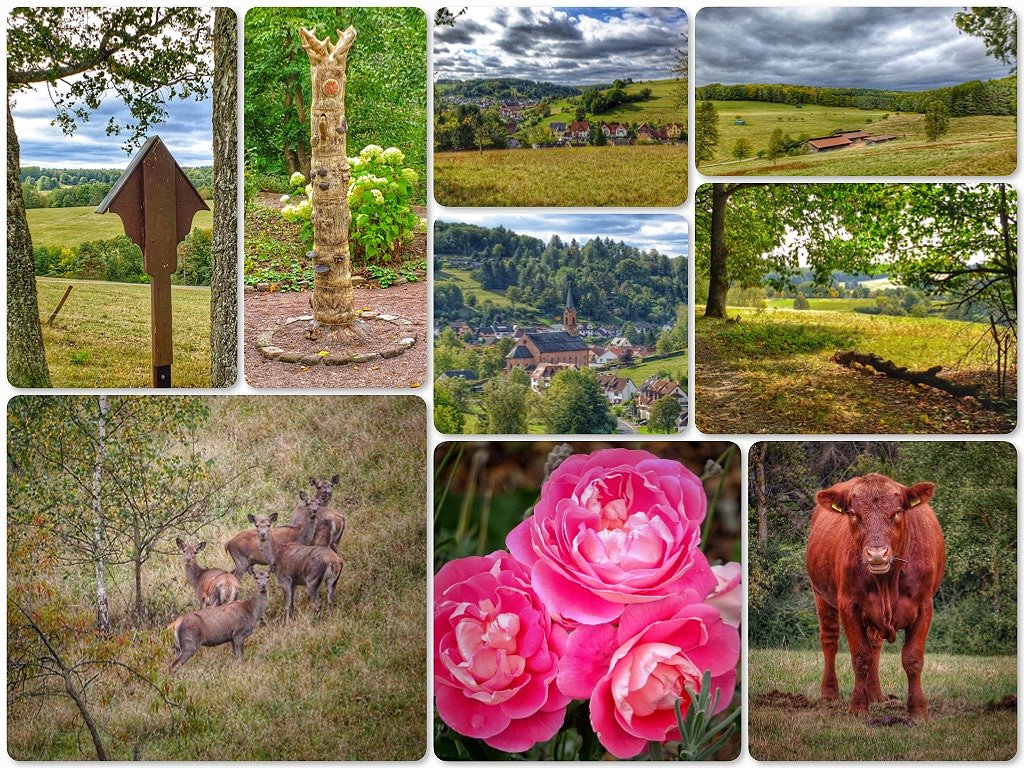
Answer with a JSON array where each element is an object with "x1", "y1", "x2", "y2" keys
[
  {"x1": 813, "y1": 593, "x2": 840, "y2": 700},
  {"x1": 903, "y1": 599, "x2": 933, "y2": 719},
  {"x1": 866, "y1": 629, "x2": 885, "y2": 703},
  {"x1": 840, "y1": 604, "x2": 872, "y2": 715}
]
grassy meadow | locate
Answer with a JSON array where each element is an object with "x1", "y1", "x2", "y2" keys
[
  {"x1": 36, "y1": 277, "x2": 212, "y2": 388},
  {"x1": 433, "y1": 144, "x2": 686, "y2": 207},
  {"x1": 435, "y1": 266, "x2": 536, "y2": 312},
  {"x1": 541, "y1": 78, "x2": 684, "y2": 129},
  {"x1": 7, "y1": 397, "x2": 427, "y2": 761},
  {"x1": 613, "y1": 349, "x2": 688, "y2": 387},
  {"x1": 695, "y1": 306, "x2": 1016, "y2": 434},
  {"x1": 699, "y1": 100, "x2": 1016, "y2": 176},
  {"x1": 28, "y1": 203, "x2": 214, "y2": 247},
  {"x1": 749, "y1": 648, "x2": 1016, "y2": 760}
]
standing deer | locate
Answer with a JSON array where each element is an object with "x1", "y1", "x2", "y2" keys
[
  {"x1": 290, "y1": 475, "x2": 347, "y2": 551},
  {"x1": 224, "y1": 494, "x2": 320, "y2": 576},
  {"x1": 249, "y1": 504, "x2": 342, "y2": 620},
  {"x1": 167, "y1": 569, "x2": 271, "y2": 674},
  {"x1": 176, "y1": 538, "x2": 240, "y2": 608}
]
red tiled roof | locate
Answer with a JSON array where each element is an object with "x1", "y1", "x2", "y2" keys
[{"x1": 807, "y1": 136, "x2": 852, "y2": 149}]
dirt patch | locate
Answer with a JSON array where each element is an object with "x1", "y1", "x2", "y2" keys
[
  {"x1": 244, "y1": 281, "x2": 426, "y2": 388},
  {"x1": 754, "y1": 690, "x2": 817, "y2": 709},
  {"x1": 985, "y1": 694, "x2": 1017, "y2": 712}
]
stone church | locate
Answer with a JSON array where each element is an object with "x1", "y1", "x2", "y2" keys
[{"x1": 505, "y1": 282, "x2": 590, "y2": 371}]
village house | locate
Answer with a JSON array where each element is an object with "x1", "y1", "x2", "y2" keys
[
  {"x1": 596, "y1": 372, "x2": 638, "y2": 405},
  {"x1": 665, "y1": 123, "x2": 685, "y2": 140},
  {"x1": 506, "y1": 283, "x2": 590, "y2": 371},
  {"x1": 530, "y1": 363, "x2": 577, "y2": 392},
  {"x1": 568, "y1": 121, "x2": 591, "y2": 142},
  {"x1": 608, "y1": 336, "x2": 633, "y2": 349},
  {"x1": 550, "y1": 122, "x2": 567, "y2": 136},
  {"x1": 636, "y1": 122, "x2": 656, "y2": 141},
  {"x1": 804, "y1": 129, "x2": 876, "y2": 153},
  {"x1": 635, "y1": 377, "x2": 687, "y2": 423},
  {"x1": 601, "y1": 122, "x2": 629, "y2": 139}
]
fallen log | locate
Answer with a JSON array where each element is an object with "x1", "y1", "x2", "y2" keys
[{"x1": 831, "y1": 350, "x2": 982, "y2": 398}]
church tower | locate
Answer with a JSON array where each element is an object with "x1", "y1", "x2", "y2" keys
[{"x1": 563, "y1": 279, "x2": 578, "y2": 336}]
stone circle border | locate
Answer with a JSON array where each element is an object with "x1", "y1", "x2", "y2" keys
[{"x1": 255, "y1": 311, "x2": 417, "y2": 366}]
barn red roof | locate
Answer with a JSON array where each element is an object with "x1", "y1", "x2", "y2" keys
[{"x1": 807, "y1": 136, "x2": 852, "y2": 149}]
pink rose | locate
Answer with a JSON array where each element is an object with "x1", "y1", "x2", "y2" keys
[
  {"x1": 507, "y1": 449, "x2": 715, "y2": 625},
  {"x1": 557, "y1": 596, "x2": 740, "y2": 759},
  {"x1": 434, "y1": 552, "x2": 570, "y2": 752},
  {"x1": 706, "y1": 562, "x2": 742, "y2": 628}
]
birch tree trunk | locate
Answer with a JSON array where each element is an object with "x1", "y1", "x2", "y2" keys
[
  {"x1": 92, "y1": 395, "x2": 110, "y2": 633},
  {"x1": 300, "y1": 26, "x2": 359, "y2": 339},
  {"x1": 7, "y1": 101, "x2": 52, "y2": 386},
  {"x1": 210, "y1": 8, "x2": 238, "y2": 387}
]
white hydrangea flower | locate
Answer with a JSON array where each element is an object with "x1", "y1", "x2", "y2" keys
[
  {"x1": 371, "y1": 188, "x2": 385, "y2": 204},
  {"x1": 401, "y1": 168, "x2": 418, "y2": 184},
  {"x1": 359, "y1": 144, "x2": 384, "y2": 161},
  {"x1": 382, "y1": 147, "x2": 405, "y2": 165},
  {"x1": 280, "y1": 194, "x2": 291, "y2": 203},
  {"x1": 289, "y1": 172, "x2": 306, "y2": 187},
  {"x1": 304, "y1": 183, "x2": 313, "y2": 198}
]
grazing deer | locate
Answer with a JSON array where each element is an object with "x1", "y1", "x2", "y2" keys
[
  {"x1": 290, "y1": 475, "x2": 347, "y2": 551},
  {"x1": 224, "y1": 498, "x2": 318, "y2": 577},
  {"x1": 176, "y1": 538, "x2": 241, "y2": 608},
  {"x1": 251, "y1": 504, "x2": 342, "y2": 620},
  {"x1": 167, "y1": 569, "x2": 271, "y2": 674}
]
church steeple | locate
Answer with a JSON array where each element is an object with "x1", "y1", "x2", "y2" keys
[{"x1": 563, "y1": 279, "x2": 578, "y2": 336}]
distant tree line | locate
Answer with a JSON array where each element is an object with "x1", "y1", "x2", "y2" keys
[
  {"x1": 21, "y1": 166, "x2": 214, "y2": 208},
  {"x1": 695, "y1": 77, "x2": 1016, "y2": 117},
  {"x1": 574, "y1": 84, "x2": 653, "y2": 115},
  {"x1": 435, "y1": 221, "x2": 685, "y2": 325},
  {"x1": 436, "y1": 77, "x2": 584, "y2": 103}
]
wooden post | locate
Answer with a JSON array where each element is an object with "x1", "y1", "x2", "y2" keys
[
  {"x1": 96, "y1": 136, "x2": 208, "y2": 387},
  {"x1": 46, "y1": 285, "x2": 73, "y2": 325},
  {"x1": 300, "y1": 26, "x2": 358, "y2": 340}
]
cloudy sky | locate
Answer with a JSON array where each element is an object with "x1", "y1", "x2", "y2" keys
[
  {"x1": 434, "y1": 7, "x2": 687, "y2": 85},
  {"x1": 697, "y1": 7, "x2": 1014, "y2": 90},
  {"x1": 437, "y1": 213, "x2": 687, "y2": 257},
  {"x1": 11, "y1": 83, "x2": 213, "y2": 169}
]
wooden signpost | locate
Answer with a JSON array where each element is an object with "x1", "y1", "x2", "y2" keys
[{"x1": 96, "y1": 136, "x2": 208, "y2": 387}]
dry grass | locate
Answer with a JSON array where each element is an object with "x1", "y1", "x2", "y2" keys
[{"x1": 7, "y1": 396, "x2": 428, "y2": 761}]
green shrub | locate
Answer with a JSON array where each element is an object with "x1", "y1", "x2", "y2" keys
[{"x1": 174, "y1": 227, "x2": 213, "y2": 286}]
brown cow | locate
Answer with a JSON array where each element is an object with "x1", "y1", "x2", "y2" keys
[{"x1": 806, "y1": 473, "x2": 945, "y2": 718}]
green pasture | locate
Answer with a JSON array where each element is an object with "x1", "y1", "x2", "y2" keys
[
  {"x1": 435, "y1": 267, "x2": 535, "y2": 312},
  {"x1": 764, "y1": 298, "x2": 878, "y2": 311},
  {"x1": 27, "y1": 204, "x2": 214, "y2": 248},
  {"x1": 698, "y1": 101, "x2": 1016, "y2": 175},
  {"x1": 434, "y1": 144, "x2": 686, "y2": 207},
  {"x1": 749, "y1": 648, "x2": 1016, "y2": 761},
  {"x1": 36, "y1": 277, "x2": 212, "y2": 388},
  {"x1": 610, "y1": 350, "x2": 688, "y2": 387},
  {"x1": 542, "y1": 78, "x2": 685, "y2": 128}
]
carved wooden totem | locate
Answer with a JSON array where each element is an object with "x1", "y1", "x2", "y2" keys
[{"x1": 300, "y1": 26, "x2": 358, "y2": 339}]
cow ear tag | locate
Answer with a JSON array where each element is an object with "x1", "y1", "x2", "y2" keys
[
  {"x1": 831, "y1": 502, "x2": 843, "y2": 513},
  {"x1": 909, "y1": 497, "x2": 921, "y2": 507}
]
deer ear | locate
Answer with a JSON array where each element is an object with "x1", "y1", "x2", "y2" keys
[
  {"x1": 247, "y1": 514, "x2": 256, "y2": 524},
  {"x1": 331, "y1": 474, "x2": 340, "y2": 484},
  {"x1": 176, "y1": 537, "x2": 185, "y2": 550},
  {"x1": 197, "y1": 541, "x2": 206, "y2": 551},
  {"x1": 299, "y1": 490, "x2": 308, "y2": 502},
  {"x1": 269, "y1": 512, "x2": 279, "y2": 524},
  {"x1": 905, "y1": 482, "x2": 935, "y2": 509},
  {"x1": 817, "y1": 488, "x2": 848, "y2": 515}
]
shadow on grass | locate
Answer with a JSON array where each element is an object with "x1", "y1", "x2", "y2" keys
[{"x1": 701, "y1": 315, "x2": 860, "y2": 359}]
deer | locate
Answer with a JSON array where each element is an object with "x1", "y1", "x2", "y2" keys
[
  {"x1": 167, "y1": 569, "x2": 271, "y2": 674},
  {"x1": 176, "y1": 538, "x2": 240, "y2": 608},
  {"x1": 249, "y1": 501, "x2": 342, "y2": 621},
  {"x1": 224, "y1": 494, "x2": 321, "y2": 576},
  {"x1": 290, "y1": 475, "x2": 347, "y2": 552}
]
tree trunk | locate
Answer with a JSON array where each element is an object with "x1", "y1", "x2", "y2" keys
[
  {"x1": 64, "y1": 671, "x2": 108, "y2": 760},
  {"x1": 752, "y1": 443, "x2": 769, "y2": 548},
  {"x1": 301, "y1": 27, "x2": 358, "y2": 337},
  {"x1": 92, "y1": 395, "x2": 110, "y2": 634},
  {"x1": 6, "y1": 100, "x2": 52, "y2": 386},
  {"x1": 134, "y1": 555, "x2": 144, "y2": 620},
  {"x1": 210, "y1": 8, "x2": 238, "y2": 387},
  {"x1": 705, "y1": 183, "x2": 730, "y2": 319}
]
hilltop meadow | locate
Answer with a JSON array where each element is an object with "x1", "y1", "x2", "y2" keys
[{"x1": 7, "y1": 396, "x2": 427, "y2": 761}]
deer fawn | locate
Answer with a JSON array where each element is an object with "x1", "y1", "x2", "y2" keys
[
  {"x1": 290, "y1": 475, "x2": 347, "y2": 551},
  {"x1": 249, "y1": 502, "x2": 342, "y2": 620},
  {"x1": 176, "y1": 538, "x2": 240, "y2": 608},
  {"x1": 167, "y1": 569, "x2": 271, "y2": 673}
]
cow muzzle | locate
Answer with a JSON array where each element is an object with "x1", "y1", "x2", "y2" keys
[{"x1": 864, "y1": 546, "x2": 892, "y2": 574}]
